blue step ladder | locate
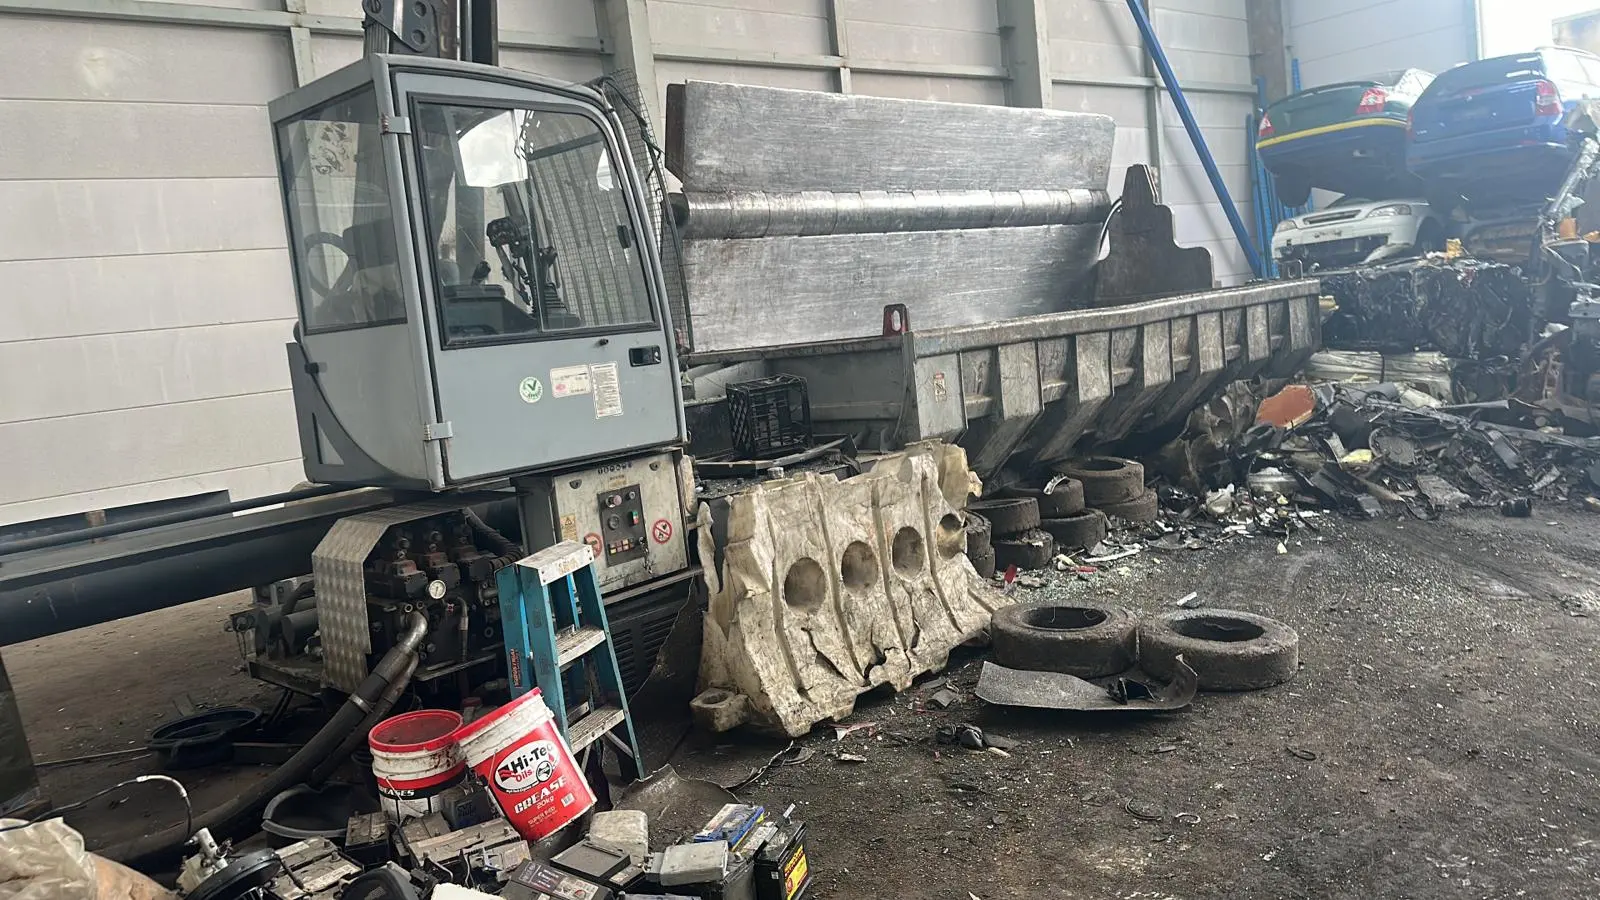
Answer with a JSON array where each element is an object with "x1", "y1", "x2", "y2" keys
[{"x1": 495, "y1": 540, "x2": 643, "y2": 780}]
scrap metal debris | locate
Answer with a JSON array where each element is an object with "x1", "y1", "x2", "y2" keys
[
  {"x1": 1148, "y1": 379, "x2": 1600, "y2": 520},
  {"x1": 1319, "y1": 256, "x2": 1532, "y2": 363},
  {"x1": 973, "y1": 660, "x2": 1198, "y2": 712}
]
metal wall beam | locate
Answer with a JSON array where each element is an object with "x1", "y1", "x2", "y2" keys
[
  {"x1": 0, "y1": 0, "x2": 602, "y2": 55},
  {"x1": 281, "y1": 0, "x2": 314, "y2": 85},
  {"x1": 1245, "y1": 0, "x2": 1289, "y2": 104},
  {"x1": 596, "y1": 0, "x2": 661, "y2": 131},
  {"x1": 825, "y1": 0, "x2": 852, "y2": 93},
  {"x1": 997, "y1": 0, "x2": 1051, "y2": 108},
  {"x1": 1049, "y1": 73, "x2": 1256, "y2": 97}
]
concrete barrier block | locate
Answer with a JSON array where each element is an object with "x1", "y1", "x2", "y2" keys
[{"x1": 696, "y1": 442, "x2": 1005, "y2": 736}]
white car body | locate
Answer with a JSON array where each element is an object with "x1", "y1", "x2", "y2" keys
[{"x1": 1272, "y1": 197, "x2": 1442, "y2": 269}]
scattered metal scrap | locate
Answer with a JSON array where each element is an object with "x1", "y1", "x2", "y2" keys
[
  {"x1": 973, "y1": 659, "x2": 1198, "y2": 712},
  {"x1": 1150, "y1": 380, "x2": 1600, "y2": 519}
]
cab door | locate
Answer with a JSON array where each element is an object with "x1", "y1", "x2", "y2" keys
[{"x1": 391, "y1": 68, "x2": 684, "y2": 486}]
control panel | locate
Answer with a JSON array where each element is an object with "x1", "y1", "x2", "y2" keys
[
  {"x1": 514, "y1": 449, "x2": 691, "y2": 594},
  {"x1": 597, "y1": 484, "x2": 647, "y2": 564}
]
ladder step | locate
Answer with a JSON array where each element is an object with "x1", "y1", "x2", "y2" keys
[
  {"x1": 567, "y1": 705, "x2": 627, "y2": 753},
  {"x1": 555, "y1": 625, "x2": 607, "y2": 669}
]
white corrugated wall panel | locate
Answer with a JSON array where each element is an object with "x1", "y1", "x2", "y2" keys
[
  {"x1": 0, "y1": 0, "x2": 1266, "y2": 528},
  {"x1": 1286, "y1": 0, "x2": 1477, "y2": 88}
]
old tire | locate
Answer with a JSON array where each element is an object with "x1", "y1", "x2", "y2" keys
[
  {"x1": 1139, "y1": 609, "x2": 1299, "y2": 691},
  {"x1": 968, "y1": 497, "x2": 1040, "y2": 535},
  {"x1": 1039, "y1": 510, "x2": 1108, "y2": 551},
  {"x1": 991, "y1": 603, "x2": 1137, "y2": 677},
  {"x1": 964, "y1": 512, "x2": 992, "y2": 555},
  {"x1": 969, "y1": 549, "x2": 996, "y2": 580},
  {"x1": 1058, "y1": 457, "x2": 1146, "y2": 506},
  {"x1": 1275, "y1": 171, "x2": 1312, "y2": 209},
  {"x1": 1003, "y1": 478, "x2": 1085, "y2": 517},
  {"x1": 1097, "y1": 490, "x2": 1159, "y2": 523},
  {"x1": 992, "y1": 529, "x2": 1054, "y2": 571}
]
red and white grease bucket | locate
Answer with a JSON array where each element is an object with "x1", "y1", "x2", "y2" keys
[
  {"x1": 368, "y1": 709, "x2": 466, "y2": 820},
  {"x1": 451, "y1": 689, "x2": 594, "y2": 841}
]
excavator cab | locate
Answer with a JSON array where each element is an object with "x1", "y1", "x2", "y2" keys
[{"x1": 269, "y1": 53, "x2": 684, "y2": 491}]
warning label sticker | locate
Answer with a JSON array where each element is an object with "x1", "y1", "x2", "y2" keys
[
  {"x1": 550, "y1": 365, "x2": 592, "y2": 399},
  {"x1": 558, "y1": 514, "x2": 579, "y2": 543},
  {"x1": 590, "y1": 362, "x2": 622, "y2": 418}
]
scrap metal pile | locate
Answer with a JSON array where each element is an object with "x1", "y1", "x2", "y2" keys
[
  {"x1": 1150, "y1": 380, "x2": 1600, "y2": 522},
  {"x1": 1320, "y1": 256, "x2": 1532, "y2": 361}
]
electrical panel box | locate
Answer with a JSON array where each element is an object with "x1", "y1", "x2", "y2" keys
[
  {"x1": 515, "y1": 450, "x2": 691, "y2": 593},
  {"x1": 269, "y1": 54, "x2": 686, "y2": 491}
]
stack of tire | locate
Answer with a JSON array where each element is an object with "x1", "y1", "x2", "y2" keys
[
  {"x1": 963, "y1": 511, "x2": 996, "y2": 579},
  {"x1": 1001, "y1": 475, "x2": 1109, "y2": 554},
  {"x1": 965, "y1": 495, "x2": 1053, "y2": 574},
  {"x1": 1058, "y1": 456, "x2": 1158, "y2": 524}
]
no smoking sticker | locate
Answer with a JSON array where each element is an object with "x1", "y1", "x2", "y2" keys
[{"x1": 651, "y1": 519, "x2": 673, "y2": 544}]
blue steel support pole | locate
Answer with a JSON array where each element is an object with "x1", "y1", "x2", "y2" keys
[{"x1": 1123, "y1": 0, "x2": 1264, "y2": 277}]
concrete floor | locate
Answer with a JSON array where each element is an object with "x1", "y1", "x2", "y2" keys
[{"x1": 9, "y1": 508, "x2": 1600, "y2": 897}]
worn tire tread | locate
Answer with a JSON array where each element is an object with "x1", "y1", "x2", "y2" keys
[
  {"x1": 1139, "y1": 609, "x2": 1300, "y2": 691},
  {"x1": 991, "y1": 603, "x2": 1137, "y2": 677},
  {"x1": 1059, "y1": 457, "x2": 1146, "y2": 506},
  {"x1": 967, "y1": 497, "x2": 1041, "y2": 535}
]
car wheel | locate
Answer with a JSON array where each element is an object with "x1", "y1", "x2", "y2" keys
[
  {"x1": 1275, "y1": 172, "x2": 1311, "y2": 209},
  {"x1": 1415, "y1": 219, "x2": 1445, "y2": 254}
]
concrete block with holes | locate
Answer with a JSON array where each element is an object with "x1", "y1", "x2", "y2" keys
[{"x1": 692, "y1": 441, "x2": 1006, "y2": 736}]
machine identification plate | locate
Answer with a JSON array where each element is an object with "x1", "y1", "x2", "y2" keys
[
  {"x1": 590, "y1": 363, "x2": 622, "y2": 418},
  {"x1": 550, "y1": 365, "x2": 592, "y2": 398}
]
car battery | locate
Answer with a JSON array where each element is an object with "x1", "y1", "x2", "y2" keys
[
  {"x1": 552, "y1": 840, "x2": 643, "y2": 893},
  {"x1": 344, "y1": 812, "x2": 392, "y2": 869},
  {"x1": 500, "y1": 860, "x2": 613, "y2": 900},
  {"x1": 754, "y1": 820, "x2": 810, "y2": 900},
  {"x1": 692, "y1": 805, "x2": 765, "y2": 854},
  {"x1": 658, "y1": 853, "x2": 754, "y2": 900}
]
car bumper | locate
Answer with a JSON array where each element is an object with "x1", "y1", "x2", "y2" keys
[
  {"x1": 1258, "y1": 119, "x2": 1408, "y2": 168},
  {"x1": 1273, "y1": 216, "x2": 1424, "y2": 267},
  {"x1": 1407, "y1": 124, "x2": 1571, "y2": 182}
]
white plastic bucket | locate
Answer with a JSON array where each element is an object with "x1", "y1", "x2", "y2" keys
[
  {"x1": 451, "y1": 689, "x2": 595, "y2": 841},
  {"x1": 368, "y1": 708, "x2": 465, "y2": 821}
]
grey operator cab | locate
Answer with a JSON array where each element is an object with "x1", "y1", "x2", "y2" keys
[{"x1": 270, "y1": 54, "x2": 685, "y2": 491}]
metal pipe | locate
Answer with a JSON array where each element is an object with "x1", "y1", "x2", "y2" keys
[
  {"x1": 1123, "y1": 0, "x2": 1265, "y2": 277},
  {"x1": 0, "y1": 483, "x2": 345, "y2": 556}
]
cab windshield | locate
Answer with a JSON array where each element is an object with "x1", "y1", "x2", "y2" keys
[{"x1": 414, "y1": 102, "x2": 654, "y2": 346}]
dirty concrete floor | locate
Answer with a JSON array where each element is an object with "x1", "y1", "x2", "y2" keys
[
  {"x1": 672, "y1": 509, "x2": 1600, "y2": 899},
  {"x1": 10, "y1": 510, "x2": 1600, "y2": 897}
]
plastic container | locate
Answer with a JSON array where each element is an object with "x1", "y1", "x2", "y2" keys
[
  {"x1": 450, "y1": 689, "x2": 594, "y2": 841},
  {"x1": 726, "y1": 374, "x2": 813, "y2": 459},
  {"x1": 368, "y1": 709, "x2": 465, "y2": 821}
]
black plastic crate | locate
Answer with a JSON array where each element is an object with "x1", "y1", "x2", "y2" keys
[{"x1": 726, "y1": 375, "x2": 813, "y2": 459}]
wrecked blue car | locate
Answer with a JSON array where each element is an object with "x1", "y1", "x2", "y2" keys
[{"x1": 1409, "y1": 47, "x2": 1600, "y2": 209}]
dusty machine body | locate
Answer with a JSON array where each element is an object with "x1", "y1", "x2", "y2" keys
[{"x1": 240, "y1": 28, "x2": 697, "y2": 697}]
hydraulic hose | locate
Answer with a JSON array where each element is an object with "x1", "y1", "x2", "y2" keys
[
  {"x1": 464, "y1": 508, "x2": 523, "y2": 559},
  {"x1": 98, "y1": 612, "x2": 429, "y2": 869},
  {"x1": 305, "y1": 653, "x2": 419, "y2": 788}
]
